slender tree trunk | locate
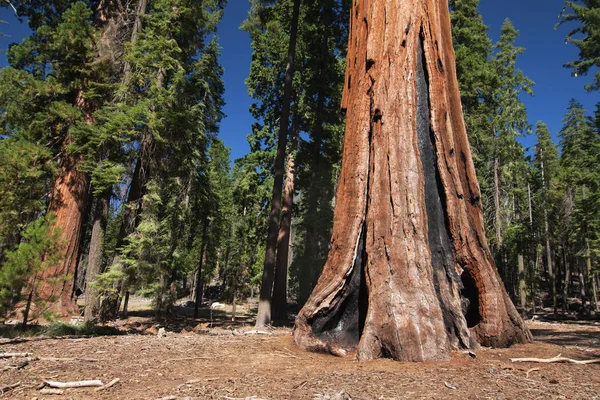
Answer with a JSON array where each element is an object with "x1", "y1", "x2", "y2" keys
[
  {"x1": 22, "y1": 279, "x2": 36, "y2": 326},
  {"x1": 518, "y1": 254, "x2": 526, "y2": 313},
  {"x1": 294, "y1": 0, "x2": 531, "y2": 361},
  {"x1": 562, "y1": 247, "x2": 570, "y2": 313},
  {"x1": 194, "y1": 219, "x2": 209, "y2": 318},
  {"x1": 586, "y1": 239, "x2": 598, "y2": 312},
  {"x1": 256, "y1": 0, "x2": 301, "y2": 328},
  {"x1": 594, "y1": 274, "x2": 600, "y2": 313},
  {"x1": 493, "y1": 150, "x2": 502, "y2": 249},
  {"x1": 272, "y1": 118, "x2": 300, "y2": 324},
  {"x1": 84, "y1": 190, "x2": 111, "y2": 322},
  {"x1": 540, "y1": 155, "x2": 555, "y2": 313},
  {"x1": 232, "y1": 289, "x2": 237, "y2": 322}
]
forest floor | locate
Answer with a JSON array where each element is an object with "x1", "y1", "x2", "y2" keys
[{"x1": 0, "y1": 301, "x2": 599, "y2": 399}]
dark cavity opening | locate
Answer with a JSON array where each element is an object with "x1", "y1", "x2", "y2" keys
[
  {"x1": 460, "y1": 269, "x2": 481, "y2": 328},
  {"x1": 311, "y1": 224, "x2": 368, "y2": 348},
  {"x1": 366, "y1": 58, "x2": 375, "y2": 71},
  {"x1": 415, "y1": 32, "x2": 463, "y2": 326}
]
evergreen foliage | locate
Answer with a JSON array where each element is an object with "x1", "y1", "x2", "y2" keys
[
  {"x1": 559, "y1": 0, "x2": 600, "y2": 91},
  {"x1": 0, "y1": 0, "x2": 598, "y2": 323}
]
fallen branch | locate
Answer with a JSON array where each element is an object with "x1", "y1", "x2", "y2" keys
[
  {"x1": 0, "y1": 335, "x2": 92, "y2": 346},
  {"x1": 94, "y1": 378, "x2": 120, "y2": 392},
  {"x1": 511, "y1": 354, "x2": 600, "y2": 365},
  {"x1": 165, "y1": 356, "x2": 221, "y2": 362},
  {"x1": 36, "y1": 356, "x2": 98, "y2": 362},
  {"x1": 0, "y1": 352, "x2": 32, "y2": 358},
  {"x1": 243, "y1": 330, "x2": 272, "y2": 336},
  {"x1": 444, "y1": 382, "x2": 457, "y2": 390},
  {"x1": 40, "y1": 388, "x2": 64, "y2": 395},
  {"x1": 1, "y1": 360, "x2": 28, "y2": 372},
  {"x1": 0, "y1": 382, "x2": 21, "y2": 394},
  {"x1": 43, "y1": 379, "x2": 104, "y2": 388}
]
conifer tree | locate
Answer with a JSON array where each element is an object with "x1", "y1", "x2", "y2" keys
[
  {"x1": 559, "y1": 99, "x2": 600, "y2": 311},
  {"x1": 533, "y1": 122, "x2": 561, "y2": 312},
  {"x1": 559, "y1": 0, "x2": 600, "y2": 91}
]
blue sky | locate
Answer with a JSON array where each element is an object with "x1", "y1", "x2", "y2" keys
[{"x1": 1, "y1": 0, "x2": 597, "y2": 161}]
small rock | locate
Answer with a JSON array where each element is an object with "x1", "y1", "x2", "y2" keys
[
  {"x1": 158, "y1": 328, "x2": 166, "y2": 338},
  {"x1": 210, "y1": 302, "x2": 226, "y2": 310}
]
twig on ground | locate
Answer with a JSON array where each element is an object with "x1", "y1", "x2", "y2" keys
[
  {"x1": 43, "y1": 379, "x2": 104, "y2": 388},
  {"x1": 35, "y1": 356, "x2": 99, "y2": 362},
  {"x1": 0, "y1": 335, "x2": 92, "y2": 345},
  {"x1": 271, "y1": 351, "x2": 298, "y2": 359},
  {"x1": 165, "y1": 356, "x2": 220, "y2": 362},
  {"x1": 0, "y1": 381, "x2": 21, "y2": 394},
  {"x1": 510, "y1": 354, "x2": 600, "y2": 365},
  {"x1": 444, "y1": 382, "x2": 457, "y2": 390},
  {"x1": 526, "y1": 368, "x2": 540, "y2": 378},
  {"x1": 94, "y1": 378, "x2": 120, "y2": 392},
  {"x1": 0, "y1": 352, "x2": 32, "y2": 358},
  {"x1": 39, "y1": 388, "x2": 64, "y2": 395},
  {"x1": 243, "y1": 330, "x2": 272, "y2": 336}
]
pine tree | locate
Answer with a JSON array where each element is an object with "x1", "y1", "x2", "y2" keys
[
  {"x1": 559, "y1": 99, "x2": 600, "y2": 311},
  {"x1": 532, "y1": 121, "x2": 561, "y2": 312},
  {"x1": 559, "y1": 0, "x2": 600, "y2": 91}
]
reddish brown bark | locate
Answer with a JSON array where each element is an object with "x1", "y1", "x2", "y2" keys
[
  {"x1": 35, "y1": 142, "x2": 90, "y2": 316},
  {"x1": 294, "y1": 0, "x2": 531, "y2": 361},
  {"x1": 21, "y1": 2, "x2": 127, "y2": 320}
]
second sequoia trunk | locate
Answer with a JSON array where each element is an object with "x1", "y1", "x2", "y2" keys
[{"x1": 294, "y1": 0, "x2": 531, "y2": 361}]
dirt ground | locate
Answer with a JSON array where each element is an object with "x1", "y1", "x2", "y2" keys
[{"x1": 0, "y1": 309, "x2": 599, "y2": 400}]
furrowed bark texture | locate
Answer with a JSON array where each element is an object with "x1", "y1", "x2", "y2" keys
[
  {"x1": 294, "y1": 0, "x2": 531, "y2": 361},
  {"x1": 84, "y1": 191, "x2": 110, "y2": 322},
  {"x1": 34, "y1": 91, "x2": 94, "y2": 317},
  {"x1": 38, "y1": 157, "x2": 90, "y2": 315}
]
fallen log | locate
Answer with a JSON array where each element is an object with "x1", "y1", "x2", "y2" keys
[
  {"x1": 43, "y1": 379, "x2": 104, "y2": 388},
  {"x1": 510, "y1": 354, "x2": 600, "y2": 365}
]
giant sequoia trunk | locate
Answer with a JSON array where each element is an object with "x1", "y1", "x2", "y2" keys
[
  {"x1": 36, "y1": 142, "x2": 90, "y2": 316},
  {"x1": 294, "y1": 0, "x2": 532, "y2": 361}
]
